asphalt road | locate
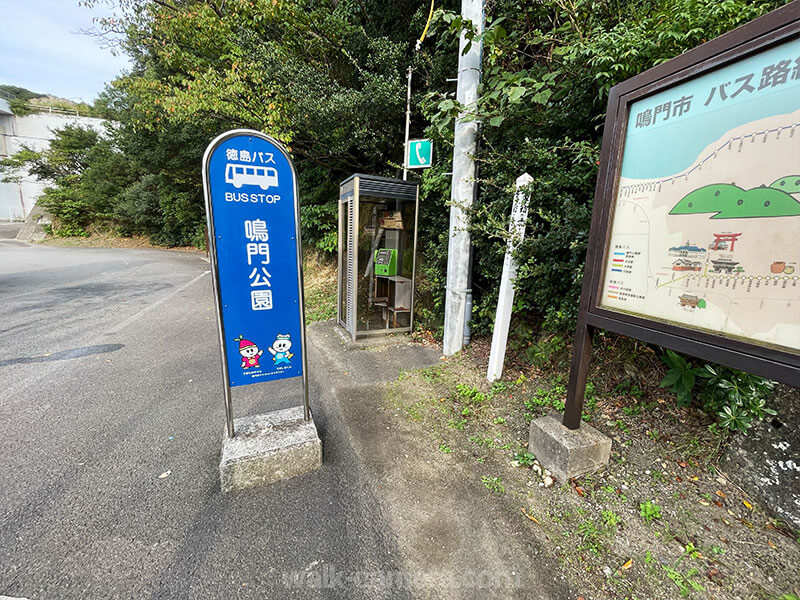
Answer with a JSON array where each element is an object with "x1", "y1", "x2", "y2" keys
[{"x1": 0, "y1": 241, "x2": 412, "y2": 599}]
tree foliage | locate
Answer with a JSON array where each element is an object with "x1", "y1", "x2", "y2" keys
[
  {"x1": 0, "y1": 124, "x2": 139, "y2": 236},
  {"x1": 0, "y1": 84, "x2": 45, "y2": 101},
  {"x1": 417, "y1": 0, "x2": 786, "y2": 335},
  {"x1": 75, "y1": 0, "x2": 447, "y2": 247},
  {"x1": 4, "y1": 0, "x2": 787, "y2": 335}
]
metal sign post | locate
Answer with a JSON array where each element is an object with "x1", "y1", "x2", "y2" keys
[{"x1": 202, "y1": 129, "x2": 311, "y2": 438}]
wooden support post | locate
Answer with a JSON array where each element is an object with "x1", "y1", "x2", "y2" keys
[{"x1": 563, "y1": 318, "x2": 594, "y2": 430}]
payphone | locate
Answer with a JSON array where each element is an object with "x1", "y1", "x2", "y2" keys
[{"x1": 374, "y1": 248, "x2": 398, "y2": 277}]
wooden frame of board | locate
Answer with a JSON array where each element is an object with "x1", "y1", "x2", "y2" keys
[{"x1": 564, "y1": 2, "x2": 800, "y2": 429}]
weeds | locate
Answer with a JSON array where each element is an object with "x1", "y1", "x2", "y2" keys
[
  {"x1": 601, "y1": 510, "x2": 621, "y2": 529},
  {"x1": 405, "y1": 401, "x2": 424, "y2": 421},
  {"x1": 302, "y1": 252, "x2": 337, "y2": 323},
  {"x1": 482, "y1": 476, "x2": 505, "y2": 494},
  {"x1": 659, "y1": 349, "x2": 776, "y2": 433},
  {"x1": 615, "y1": 378, "x2": 645, "y2": 400},
  {"x1": 448, "y1": 417, "x2": 467, "y2": 430},
  {"x1": 514, "y1": 451, "x2": 537, "y2": 467},
  {"x1": 524, "y1": 384, "x2": 567, "y2": 415},
  {"x1": 469, "y1": 435, "x2": 495, "y2": 448},
  {"x1": 662, "y1": 565, "x2": 704, "y2": 597},
  {"x1": 526, "y1": 334, "x2": 566, "y2": 367},
  {"x1": 456, "y1": 383, "x2": 488, "y2": 404},
  {"x1": 614, "y1": 419, "x2": 631, "y2": 435},
  {"x1": 577, "y1": 520, "x2": 605, "y2": 555},
  {"x1": 576, "y1": 511, "x2": 620, "y2": 556},
  {"x1": 640, "y1": 500, "x2": 663, "y2": 523}
]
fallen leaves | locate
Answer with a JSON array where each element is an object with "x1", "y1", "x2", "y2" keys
[
  {"x1": 520, "y1": 507, "x2": 539, "y2": 524},
  {"x1": 621, "y1": 558, "x2": 633, "y2": 570},
  {"x1": 569, "y1": 478, "x2": 586, "y2": 498},
  {"x1": 707, "y1": 568, "x2": 725, "y2": 583},
  {"x1": 742, "y1": 499, "x2": 753, "y2": 510}
]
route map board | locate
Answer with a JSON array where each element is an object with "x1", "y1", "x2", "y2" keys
[{"x1": 563, "y1": 4, "x2": 800, "y2": 429}]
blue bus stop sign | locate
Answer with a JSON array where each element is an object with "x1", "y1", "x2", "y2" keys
[{"x1": 202, "y1": 130, "x2": 309, "y2": 435}]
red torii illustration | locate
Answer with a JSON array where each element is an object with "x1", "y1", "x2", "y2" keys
[{"x1": 710, "y1": 232, "x2": 742, "y2": 251}]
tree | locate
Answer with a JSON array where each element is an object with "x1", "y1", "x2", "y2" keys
[
  {"x1": 0, "y1": 124, "x2": 138, "y2": 236},
  {"x1": 416, "y1": 0, "x2": 785, "y2": 335},
  {"x1": 79, "y1": 0, "x2": 452, "y2": 247}
]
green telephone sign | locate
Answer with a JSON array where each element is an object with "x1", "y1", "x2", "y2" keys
[{"x1": 406, "y1": 139, "x2": 433, "y2": 169}]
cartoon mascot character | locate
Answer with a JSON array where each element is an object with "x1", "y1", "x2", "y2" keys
[
  {"x1": 268, "y1": 334, "x2": 294, "y2": 365},
  {"x1": 235, "y1": 335, "x2": 263, "y2": 369}
]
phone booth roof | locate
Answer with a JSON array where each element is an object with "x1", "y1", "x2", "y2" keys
[{"x1": 339, "y1": 173, "x2": 418, "y2": 201}]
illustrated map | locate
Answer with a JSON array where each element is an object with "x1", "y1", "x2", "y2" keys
[{"x1": 600, "y1": 38, "x2": 800, "y2": 353}]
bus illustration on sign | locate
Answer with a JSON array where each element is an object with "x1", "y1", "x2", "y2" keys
[{"x1": 225, "y1": 163, "x2": 279, "y2": 190}]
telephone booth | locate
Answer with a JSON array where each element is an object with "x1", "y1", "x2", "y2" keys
[{"x1": 337, "y1": 174, "x2": 419, "y2": 341}]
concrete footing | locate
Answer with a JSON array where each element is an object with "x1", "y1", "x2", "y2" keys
[
  {"x1": 219, "y1": 406, "x2": 322, "y2": 493},
  {"x1": 528, "y1": 415, "x2": 611, "y2": 481}
]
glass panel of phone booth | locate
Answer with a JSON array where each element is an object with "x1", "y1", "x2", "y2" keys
[
  {"x1": 338, "y1": 199, "x2": 350, "y2": 330},
  {"x1": 356, "y1": 195, "x2": 415, "y2": 332}
]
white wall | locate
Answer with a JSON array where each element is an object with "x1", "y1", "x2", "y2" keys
[{"x1": 0, "y1": 111, "x2": 107, "y2": 221}]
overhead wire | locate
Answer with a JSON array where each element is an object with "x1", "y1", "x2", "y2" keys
[{"x1": 416, "y1": 0, "x2": 435, "y2": 50}]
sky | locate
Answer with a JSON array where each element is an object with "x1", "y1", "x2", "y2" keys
[{"x1": 0, "y1": 0, "x2": 131, "y2": 102}]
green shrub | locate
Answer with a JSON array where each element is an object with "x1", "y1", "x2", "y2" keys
[
  {"x1": 659, "y1": 350, "x2": 776, "y2": 433},
  {"x1": 115, "y1": 174, "x2": 163, "y2": 237}
]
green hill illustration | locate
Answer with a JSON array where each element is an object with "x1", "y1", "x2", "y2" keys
[
  {"x1": 769, "y1": 175, "x2": 800, "y2": 193},
  {"x1": 670, "y1": 181, "x2": 800, "y2": 219}
]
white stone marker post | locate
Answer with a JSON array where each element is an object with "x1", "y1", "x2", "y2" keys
[{"x1": 487, "y1": 173, "x2": 533, "y2": 382}]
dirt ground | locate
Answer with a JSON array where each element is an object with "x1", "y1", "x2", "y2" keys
[
  {"x1": 39, "y1": 233, "x2": 204, "y2": 253},
  {"x1": 366, "y1": 335, "x2": 800, "y2": 600},
  {"x1": 30, "y1": 238, "x2": 798, "y2": 598}
]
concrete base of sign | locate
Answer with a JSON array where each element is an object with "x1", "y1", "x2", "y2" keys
[
  {"x1": 219, "y1": 406, "x2": 322, "y2": 493},
  {"x1": 528, "y1": 414, "x2": 611, "y2": 481}
]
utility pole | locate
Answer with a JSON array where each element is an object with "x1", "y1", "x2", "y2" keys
[
  {"x1": 403, "y1": 1, "x2": 435, "y2": 181},
  {"x1": 403, "y1": 65, "x2": 412, "y2": 181},
  {"x1": 443, "y1": 0, "x2": 484, "y2": 356}
]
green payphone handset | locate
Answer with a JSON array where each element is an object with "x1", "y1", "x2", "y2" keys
[{"x1": 374, "y1": 248, "x2": 398, "y2": 276}]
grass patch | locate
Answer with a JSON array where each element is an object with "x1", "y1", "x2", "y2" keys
[{"x1": 303, "y1": 251, "x2": 337, "y2": 323}]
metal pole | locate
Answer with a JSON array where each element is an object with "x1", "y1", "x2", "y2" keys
[
  {"x1": 443, "y1": 0, "x2": 484, "y2": 356},
  {"x1": 295, "y1": 186, "x2": 312, "y2": 422},
  {"x1": 403, "y1": 66, "x2": 412, "y2": 181},
  {"x1": 203, "y1": 191, "x2": 235, "y2": 439}
]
